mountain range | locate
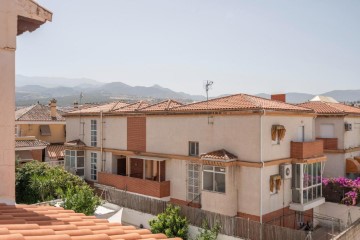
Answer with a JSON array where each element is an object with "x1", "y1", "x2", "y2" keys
[{"x1": 15, "y1": 75, "x2": 360, "y2": 106}]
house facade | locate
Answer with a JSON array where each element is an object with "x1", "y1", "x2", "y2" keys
[
  {"x1": 65, "y1": 95, "x2": 326, "y2": 225},
  {"x1": 299, "y1": 98, "x2": 360, "y2": 179}
]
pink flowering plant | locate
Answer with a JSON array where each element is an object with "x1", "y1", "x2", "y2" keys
[{"x1": 322, "y1": 177, "x2": 360, "y2": 206}]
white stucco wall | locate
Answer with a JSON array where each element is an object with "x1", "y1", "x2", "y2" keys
[
  {"x1": 315, "y1": 117, "x2": 345, "y2": 149},
  {"x1": 237, "y1": 167, "x2": 261, "y2": 216},
  {"x1": 344, "y1": 117, "x2": 360, "y2": 149},
  {"x1": 103, "y1": 117, "x2": 127, "y2": 150},
  {"x1": 147, "y1": 115, "x2": 261, "y2": 162},
  {"x1": 166, "y1": 159, "x2": 187, "y2": 201},
  {"x1": 323, "y1": 153, "x2": 346, "y2": 178}
]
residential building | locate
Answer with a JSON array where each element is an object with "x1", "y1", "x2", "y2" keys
[
  {"x1": 299, "y1": 96, "x2": 360, "y2": 179},
  {"x1": 15, "y1": 99, "x2": 66, "y2": 162},
  {"x1": 65, "y1": 95, "x2": 326, "y2": 225}
]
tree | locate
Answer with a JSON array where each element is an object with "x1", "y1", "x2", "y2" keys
[
  {"x1": 149, "y1": 204, "x2": 189, "y2": 239},
  {"x1": 195, "y1": 220, "x2": 221, "y2": 240}
]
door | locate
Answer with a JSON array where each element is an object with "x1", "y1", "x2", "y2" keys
[
  {"x1": 117, "y1": 157, "x2": 127, "y2": 176},
  {"x1": 298, "y1": 126, "x2": 305, "y2": 142}
]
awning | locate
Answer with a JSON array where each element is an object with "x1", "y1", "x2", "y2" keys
[
  {"x1": 40, "y1": 125, "x2": 51, "y2": 136},
  {"x1": 200, "y1": 149, "x2": 238, "y2": 162},
  {"x1": 131, "y1": 155, "x2": 169, "y2": 161},
  {"x1": 346, "y1": 158, "x2": 360, "y2": 173}
]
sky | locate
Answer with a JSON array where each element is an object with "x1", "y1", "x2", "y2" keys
[{"x1": 16, "y1": 0, "x2": 360, "y2": 96}]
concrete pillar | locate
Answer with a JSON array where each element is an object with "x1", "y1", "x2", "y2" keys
[{"x1": 0, "y1": 0, "x2": 17, "y2": 204}]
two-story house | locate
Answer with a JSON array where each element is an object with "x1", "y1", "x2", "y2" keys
[
  {"x1": 299, "y1": 96, "x2": 360, "y2": 179},
  {"x1": 65, "y1": 94, "x2": 326, "y2": 226},
  {"x1": 15, "y1": 99, "x2": 66, "y2": 163}
]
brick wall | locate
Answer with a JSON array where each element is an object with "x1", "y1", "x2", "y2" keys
[
  {"x1": 31, "y1": 149, "x2": 43, "y2": 162},
  {"x1": 127, "y1": 117, "x2": 146, "y2": 152},
  {"x1": 316, "y1": 138, "x2": 338, "y2": 150},
  {"x1": 98, "y1": 172, "x2": 170, "y2": 198},
  {"x1": 291, "y1": 141, "x2": 324, "y2": 159}
]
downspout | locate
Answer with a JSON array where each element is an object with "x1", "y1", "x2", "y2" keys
[
  {"x1": 100, "y1": 111, "x2": 105, "y2": 172},
  {"x1": 260, "y1": 109, "x2": 265, "y2": 239}
]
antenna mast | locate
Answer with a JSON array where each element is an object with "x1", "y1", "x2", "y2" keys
[{"x1": 204, "y1": 80, "x2": 214, "y2": 124}]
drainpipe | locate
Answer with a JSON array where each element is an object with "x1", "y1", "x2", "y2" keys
[
  {"x1": 100, "y1": 111, "x2": 105, "y2": 172},
  {"x1": 260, "y1": 109, "x2": 266, "y2": 239}
]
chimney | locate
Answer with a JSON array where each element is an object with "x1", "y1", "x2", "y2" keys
[
  {"x1": 271, "y1": 94, "x2": 286, "y2": 103},
  {"x1": 49, "y1": 98, "x2": 57, "y2": 118}
]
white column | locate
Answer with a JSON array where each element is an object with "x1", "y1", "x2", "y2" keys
[{"x1": 0, "y1": 0, "x2": 17, "y2": 204}]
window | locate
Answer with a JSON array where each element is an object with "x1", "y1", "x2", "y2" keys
[
  {"x1": 40, "y1": 125, "x2": 51, "y2": 136},
  {"x1": 189, "y1": 141, "x2": 199, "y2": 156},
  {"x1": 91, "y1": 120, "x2": 97, "y2": 147},
  {"x1": 270, "y1": 175, "x2": 281, "y2": 195},
  {"x1": 292, "y1": 162, "x2": 323, "y2": 204},
  {"x1": 203, "y1": 166, "x2": 226, "y2": 193},
  {"x1": 65, "y1": 150, "x2": 85, "y2": 178},
  {"x1": 187, "y1": 163, "x2": 201, "y2": 203},
  {"x1": 271, "y1": 125, "x2": 286, "y2": 145},
  {"x1": 91, "y1": 152, "x2": 97, "y2": 181}
]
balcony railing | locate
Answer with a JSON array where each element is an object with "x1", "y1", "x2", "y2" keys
[
  {"x1": 316, "y1": 138, "x2": 338, "y2": 150},
  {"x1": 291, "y1": 141, "x2": 324, "y2": 159},
  {"x1": 98, "y1": 172, "x2": 170, "y2": 198}
]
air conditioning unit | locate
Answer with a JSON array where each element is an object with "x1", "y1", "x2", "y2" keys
[
  {"x1": 345, "y1": 123, "x2": 353, "y2": 131},
  {"x1": 280, "y1": 164, "x2": 292, "y2": 179}
]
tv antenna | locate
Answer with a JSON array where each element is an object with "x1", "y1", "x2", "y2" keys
[{"x1": 203, "y1": 80, "x2": 214, "y2": 124}]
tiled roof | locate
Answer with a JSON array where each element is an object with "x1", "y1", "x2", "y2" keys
[
  {"x1": 0, "y1": 203, "x2": 174, "y2": 240},
  {"x1": 171, "y1": 94, "x2": 313, "y2": 112},
  {"x1": 47, "y1": 144, "x2": 65, "y2": 160},
  {"x1": 298, "y1": 101, "x2": 360, "y2": 115},
  {"x1": 114, "y1": 101, "x2": 150, "y2": 112},
  {"x1": 65, "y1": 139, "x2": 86, "y2": 147},
  {"x1": 15, "y1": 104, "x2": 66, "y2": 122},
  {"x1": 201, "y1": 149, "x2": 238, "y2": 161},
  {"x1": 141, "y1": 100, "x2": 183, "y2": 112},
  {"x1": 69, "y1": 102, "x2": 129, "y2": 114},
  {"x1": 15, "y1": 137, "x2": 49, "y2": 149}
]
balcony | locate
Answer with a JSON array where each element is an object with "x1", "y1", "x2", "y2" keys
[
  {"x1": 291, "y1": 141, "x2": 324, "y2": 159},
  {"x1": 98, "y1": 172, "x2": 170, "y2": 198},
  {"x1": 316, "y1": 138, "x2": 338, "y2": 150}
]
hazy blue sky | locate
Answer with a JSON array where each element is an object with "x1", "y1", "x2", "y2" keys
[{"x1": 16, "y1": 0, "x2": 360, "y2": 96}]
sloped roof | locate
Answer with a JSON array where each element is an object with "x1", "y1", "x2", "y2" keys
[
  {"x1": 298, "y1": 101, "x2": 360, "y2": 115},
  {"x1": 65, "y1": 139, "x2": 86, "y2": 147},
  {"x1": 0, "y1": 203, "x2": 174, "y2": 240},
  {"x1": 15, "y1": 137, "x2": 49, "y2": 149},
  {"x1": 171, "y1": 94, "x2": 313, "y2": 113},
  {"x1": 141, "y1": 100, "x2": 183, "y2": 112},
  {"x1": 15, "y1": 104, "x2": 65, "y2": 122},
  {"x1": 201, "y1": 149, "x2": 238, "y2": 161},
  {"x1": 47, "y1": 144, "x2": 65, "y2": 160},
  {"x1": 114, "y1": 101, "x2": 150, "y2": 112},
  {"x1": 69, "y1": 102, "x2": 129, "y2": 114}
]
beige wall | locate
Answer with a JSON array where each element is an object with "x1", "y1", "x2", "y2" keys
[
  {"x1": 18, "y1": 123, "x2": 65, "y2": 143},
  {"x1": 344, "y1": 117, "x2": 360, "y2": 149},
  {"x1": 323, "y1": 153, "x2": 345, "y2": 178},
  {"x1": 166, "y1": 159, "x2": 187, "y2": 201},
  {"x1": 315, "y1": 117, "x2": 345, "y2": 149},
  {"x1": 147, "y1": 115, "x2": 261, "y2": 162},
  {"x1": 262, "y1": 115, "x2": 314, "y2": 161},
  {"x1": 0, "y1": 0, "x2": 16, "y2": 204}
]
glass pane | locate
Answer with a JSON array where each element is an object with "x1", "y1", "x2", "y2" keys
[
  {"x1": 215, "y1": 173, "x2": 225, "y2": 193},
  {"x1": 194, "y1": 186, "x2": 199, "y2": 194},
  {"x1": 77, "y1": 151, "x2": 84, "y2": 157},
  {"x1": 303, "y1": 190, "x2": 308, "y2": 204},
  {"x1": 215, "y1": 167, "x2": 225, "y2": 173},
  {"x1": 194, "y1": 171, "x2": 199, "y2": 178},
  {"x1": 203, "y1": 165, "x2": 213, "y2": 171},
  {"x1": 65, "y1": 150, "x2": 69, "y2": 156},
  {"x1": 70, "y1": 151, "x2": 75, "y2": 157},
  {"x1": 203, "y1": 171, "x2": 213, "y2": 191},
  {"x1": 76, "y1": 169, "x2": 85, "y2": 176},
  {"x1": 303, "y1": 165, "x2": 309, "y2": 188},
  {"x1": 292, "y1": 189, "x2": 301, "y2": 203},
  {"x1": 317, "y1": 185, "x2": 322, "y2": 198},
  {"x1": 188, "y1": 178, "x2": 194, "y2": 185},
  {"x1": 316, "y1": 162, "x2": 321, "y2": 184},
  {"x1": 189, "y1": 171, "x2": 193, "y2": 178},
  {"x1": 194, "y1": 164, "x2": 200, "y2": 171},
  {"x1": 70, "y1": 157, "x2": 75, "y2": 168},
  {"x1": 77, "y1": 157, "x2": 84, "y2": 168},
  {"x1": 188, "y1": 186, "x2": 194, "y2": 193}
]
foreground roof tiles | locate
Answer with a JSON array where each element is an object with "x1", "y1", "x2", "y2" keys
[
  {"x1": 114, "y1": 101, "x2": 150, "y2": 112},
  {"x1": 201, "y1": 149, "x2": 238, "y2": 161},
  {"x1": 299, "y1": 101, "x2": 360, "y2": 115},
  {"x1": 0, "y1": 204, "x2": 175, "y2": 240},
  {"x1": 172, "y1": 94, "x2": 312, "y2": 112},
  {"x1": 15, "y1": 104, "x2": 65, "y2": 122}
]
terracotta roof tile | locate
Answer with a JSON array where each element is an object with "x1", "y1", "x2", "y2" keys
[
  {"x1": 15, "y1": 104, "x2": 65, "y2": 122},
  {"x1": 46, "y1": 144, "x2": 65, "y2": 160},
  {"x1": 298, "y1": 101, "x2": 360, "y2": 115},
  {"x1": 69, "y1": 102, "x2": 129, "y2": 114},
  {"x1": 200, "y1": 149, "x2": 238, "y2": 161},
  {"x1": 15, "y1": 137, "x2": 49, "y2": 149},
  {"x1": 172, "y1": 94, "x2": 312, "y2": 112},
  {"x1": 0, "y1": 204, "x2": 169, "y2": 240},
  {"x1": 64, "y1": 140, "x2": 86, "y2": 147},
  {"x1": 114, "y1": 101, "x2": 149, "y2": 112},
  {"x1": 140, "y1": 100, "x2": 183, "y2": 112}
]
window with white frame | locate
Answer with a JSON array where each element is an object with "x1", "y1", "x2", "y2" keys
[
  {"x1": 203, "y1": 166, "x2": 226, "y2": 193},
  {"x1": 65, "y1": 150, "x2": 85, "y2": 178},
  {"x1": 187, "y1": 163, "x2": 201, "y2": 203},
  {"x1": 91, "y1": 120, "x2": 97, "y2": 147},
  {"x1": 90, "y1": 152, "x2": 97, "y2": 181},
  {"x1": 292, "y1": 162, "x2": 323, "y2": 204},
  {"x1": 189, "y1": 141, "x2": 199, "y2": 156}
]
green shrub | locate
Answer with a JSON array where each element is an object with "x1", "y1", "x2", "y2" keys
[
  {"x1": 149, "y1": 204, "x2": 189, "y2": 239},
  {"x1": 195, "y1": 220, "x2": 221, "y2": 240}
]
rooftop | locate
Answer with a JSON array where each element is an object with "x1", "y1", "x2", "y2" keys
[
  {"x1": 0, "y1": 203, "x2": 174, "y2": 240},
  {"x1": 298, "y1": 101, "x2": 360, "y2": 115},
  {"x1": 15, "y1": 104, "x2": 65, "y2": 122},
  {"x1": 15, "y1": 137, "x2": 49, "y2": 149}
]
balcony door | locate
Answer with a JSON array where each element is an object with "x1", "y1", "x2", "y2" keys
[
  {"x1": 117, "y1": 157, "x2": 127, "y2": 176},
  {"x1": 298, "y1": 126, "x2": 305, "y2": 142},
  {"x1": 65, "y1": 150, "x2": 85, "y2": 178}
]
